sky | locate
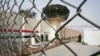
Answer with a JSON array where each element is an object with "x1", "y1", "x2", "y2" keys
[{"x1": 8, "y1": 0, "x2": 100, "y2": 28}]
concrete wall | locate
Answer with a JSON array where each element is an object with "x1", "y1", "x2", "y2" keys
[
  {"x1": 60, "y1": 27, "x2": 81, "y2": 42},
  {"x1": 84, "y1": 28, "x2": 100, "y2": 45}
]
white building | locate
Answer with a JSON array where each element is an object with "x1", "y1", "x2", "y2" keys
[{"x1": 0, "y1": 12, "x2": 81, "y2": 46}]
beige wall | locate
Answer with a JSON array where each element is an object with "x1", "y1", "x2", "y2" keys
[
  {"x1": 23, "y1": 18, "x2": 39, "y2": 30},
  {"x1": 60, "y1": 27, "x2": 81, "y2": 42},
  {"x1": 0, "y1": 13, "x2": 22, "y2": 29}
]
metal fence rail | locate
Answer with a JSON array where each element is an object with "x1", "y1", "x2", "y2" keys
[{"x1": 0, "y1": 0, "x2": 100, "y2": 56}]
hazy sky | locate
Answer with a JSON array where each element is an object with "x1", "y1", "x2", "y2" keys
[{"x1": 9, "y1": 0, "x2": 100, "y2": 27}]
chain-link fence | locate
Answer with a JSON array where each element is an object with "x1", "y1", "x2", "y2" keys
[{"x1": 0, "y1": 0, "x2": 100, "y2": 56}]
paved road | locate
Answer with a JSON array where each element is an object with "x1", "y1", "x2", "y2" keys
[{"x1": 33, "y1": 42, "x2": 100, "y2": 56}]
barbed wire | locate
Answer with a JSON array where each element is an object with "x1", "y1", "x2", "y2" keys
[{"x1": 0, "y1": 0, "x2": 100, "y2": 56}]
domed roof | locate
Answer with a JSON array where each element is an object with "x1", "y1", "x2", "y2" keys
[{"x1": 43, "y1": 4, "x2": 70, "y2": 20}]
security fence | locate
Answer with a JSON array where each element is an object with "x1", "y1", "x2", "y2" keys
[{"x1": 0, "y1": 0, "x2": 100, "y2": 56}]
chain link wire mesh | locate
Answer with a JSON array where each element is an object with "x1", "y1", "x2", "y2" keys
[{"x1": 0, "y1": 0, "x2": 100, "y2": 56}]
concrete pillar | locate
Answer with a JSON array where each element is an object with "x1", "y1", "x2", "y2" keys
[{"x1": 48, "y1": 18, "x2": 61, "y2": 40}]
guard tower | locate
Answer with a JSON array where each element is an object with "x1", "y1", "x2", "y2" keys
[{"x1": 43, "y1": 4, "x2": 70, "y2": 40}]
